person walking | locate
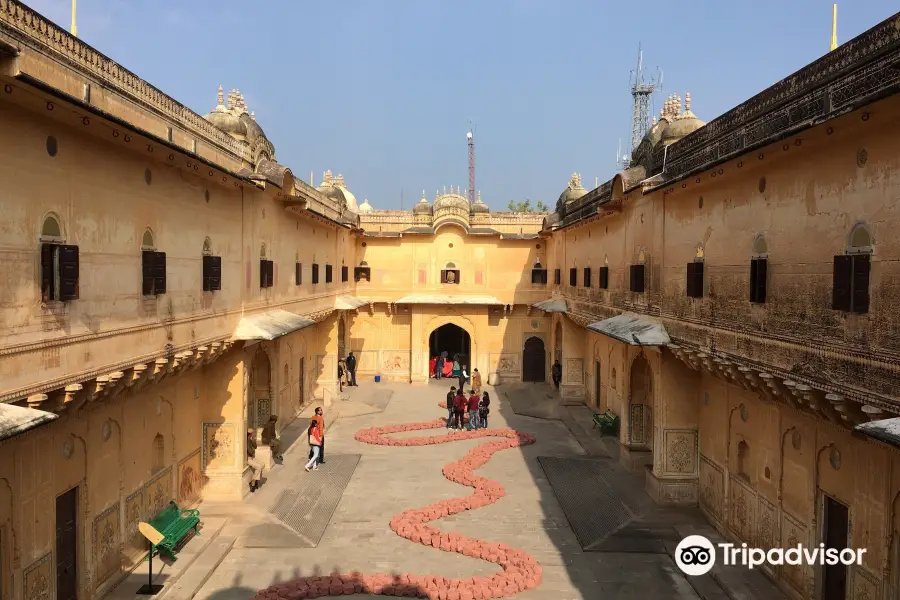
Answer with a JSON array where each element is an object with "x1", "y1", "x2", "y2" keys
[
  {"x1": 467, "y1": 389, "x2": 480, "y2": 430},
  {"x1": 446, "y1": 386, "x2": 457, "y2": 428},
  {"x1": 262, "y1": 415, "x2": 283, "y2": 462},
  {"x1": 346, "y1": 352, "x2": 358, "y2": 386},
  {"x1": 479, "y1": 392, "x2": 491, "y2": 428},
  {"x1": 471, "y1": 368, "x2": 482, "y2": 394},
  {"x1": 552, "y1": 360, "x2": 562, "y2": 389},
  {"x1": 304, "y1": 422, "x2": 323, "y2": 471},
  {"x1": 452, "y1": 388, "x2": 466, "y2": 429},
  {"x1": 458, "y1": 364, "x2": 469, "y2": 392},
  {"x1": 247, "y1": 428, "x2": 264, "y2": 492},
  {"x1": 435, "y1": 354, "x2": 444, "y2": 380},
  {"x1": 311, "y1": 407, "x2": 325, "y2": 464}
]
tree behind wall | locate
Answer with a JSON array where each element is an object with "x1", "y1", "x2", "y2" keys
[{"x1": 507, "y1": 199, "x2": 548, "y2": 213}]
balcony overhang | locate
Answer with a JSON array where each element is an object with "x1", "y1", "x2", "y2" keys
[
  {"x1": 586, "y1": 313, "x2": 670, "y2": 346},
  {"x1": 231, "y1": 309, "x2": 316, "y2": 342},
  {"x1": 394, "y1": 294, "x2": 503, "y2": 305},
  {"x1": 0, "y1": 402, "x2": 58, "y2": 442},
  {"x1": 532, "y1": 298, "x2": 567, "y2": 313}
]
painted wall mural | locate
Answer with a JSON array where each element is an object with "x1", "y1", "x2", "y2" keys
[
  {"x1": 92, "y1": 502, "x2": 120, "y2": 586},
  {"x1": 380, "y1": 351, "x2": 409, "y2": 373},
  {"x1": 565, "y1": 358, "x2": 583, "y2": 384},
  {"x1": 493, "y1": 353, "x2": 520, "y2": 373},
  {"x1": 23, "y1": 552, "x2": 52, "y2": 600},
  {"x1": 178, "y1": 448, "x2": 202, "y2": 506},
  {"x1": 124, "y1": 486, "x2": 146, "y2": 564},
  {"x1": 146, "y1": 466, "x2": 172, "y2": 519}
]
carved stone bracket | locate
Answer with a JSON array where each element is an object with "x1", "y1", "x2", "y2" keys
[
  {"x1": 306, "y1": 308, "x2": 335, "y2": 323},
  {"x1": 665, "y1": 344, "x2": 887, "y2": 431},
  {"x1": 566, "y1": 312, "x2": 593, "y2": 328}
]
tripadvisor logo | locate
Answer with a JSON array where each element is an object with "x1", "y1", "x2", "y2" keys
[{"x1": 675, "y1": 535, "x2": 867, "y2": 576}]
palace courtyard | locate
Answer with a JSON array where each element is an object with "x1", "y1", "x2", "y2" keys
[{"x1": 105, "y1": 381, "x2": 785, "y2": 600}]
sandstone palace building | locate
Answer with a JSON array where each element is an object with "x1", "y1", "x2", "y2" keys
[{"x1": 1, "y1": 2, "x2": 900, "y2": 599}]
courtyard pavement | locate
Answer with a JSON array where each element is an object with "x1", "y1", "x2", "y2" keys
[{"x1": 148, "y1": 380, "x2": 785, "y2": 600}]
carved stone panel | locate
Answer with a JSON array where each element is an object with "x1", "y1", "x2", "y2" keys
[
  {"x1": 780, "y1": 511, "x2": 810, "y2": 596},
  {"x1": 146, "y1": 466, "x2": 172, "y2": 520},
  {"x1": 380, "y1": 351, "x2": 410, "y2": 373},
  {"x1": 93, "y1": 502, "x2": 120, "y2": 586},
  {"x1": 23, "y1": 552, "x2": 52, "y2": 600},
  {"x1": 756, "y1": 495, "x2": 778, "y2": 551},
  {"x1": 565, "y1": 358, "x2": 584, "y2": 384},
  {"x1": 851, "y1": 564, "x2": 879, "y2": 600},
  {"x1": 123, "y1": 486, "x2": 146, "y2": 564},
  {"x1": 728, "y1": 474, "x2": 756, "y2": 543},
  {"x1": 664, "y1": 430, "x2": 697, "y2": 475},
  {"x1": 202, "y1": 423, "x2": 236, "y2": 470},
  {"x1": 699, "y1": 455, "x2": 724, "y2": 522},
  {"x1": 178, "y1": 448, "x2": 202, "y2": 506},
  {"x1": 492, "y1": 353, "x2": 520, "y2": 373}
]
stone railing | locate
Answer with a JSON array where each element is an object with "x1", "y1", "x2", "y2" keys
[{"x1": 0, "y1": 0, "x2": 250, "y2": 162}]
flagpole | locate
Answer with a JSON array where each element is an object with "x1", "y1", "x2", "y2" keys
[{"x1": 71, "y1": 0, "x2": 77, "y2": 37}]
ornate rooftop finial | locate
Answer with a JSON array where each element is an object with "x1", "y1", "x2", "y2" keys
[
  {"x1": 250, "y1": 111, "x2": 256, "y2": 121},
  {"x1": 336, "y1": 173, "x2": 345, "y2": 187},
  {"x1": 652, "y1": 116, "x2": 657, "y2": 125},
  {"x1": 457, "y1": 185, "x2": 461, "y2": 195},
  {"x1": 685, "y1": 91, "x2": 691, "y2": 113},
  {"x1": 443, "y1": 185, "x2": 447, "y2": 195},
  {"x1": 421, "y1": 190, "x2": 427, "y2": 201},
  {"x1": 477, "y1": 190, "x2": 482, "y2": 202},
  {"x1": 217, "y1": 85, "x2": 224, "y2": 106},
  {"x1": 323, "y1": 169, "x2": 333, "y2": 184}
]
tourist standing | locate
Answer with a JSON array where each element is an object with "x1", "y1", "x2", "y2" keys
[
  {"x1": 467, "y1": 389, "x2": 480, "y2": 430},
  {"x1": 452, "y1": 388, "x2": 466, "y2": 429},
  {"x1": 479, "y1": 392, "x2": 491, "y2": 428},
  {"x1": 435, "y1": 354, "x2": 444, "y2": 380},
  {"x1": 304, "y1": 422, "x2": 322, "y2": 472},
  {"x1": 262, "y1": 415, "x2": 283, "y2": 462},
  {"x1": 346, "y1": 352, "x2": 358, "y2": 386},
  {"x1": 552, "y1": 360, "x2": 562, "y2": 388},
  {"x1": 337, "y1": 359, "x2": 346, "y2": 392},
  {"x1": 471, "y1": 368, "x2": 482, "y2": 394},
  {"x1": 311, "y1": 407, "x2": 325, "y2": 464},
  {"x1": 446, "y1": 386, "x2": 457, "y2": 428},
  {"x1": 458, "y1": 364, "x2": 469, "y2": 391},
  {"x1": 247, "y1": 428, "x2": 263, "y2": 492},
  {"x1": 429, "y1": 356, "x2": 437, "y2": 378}
]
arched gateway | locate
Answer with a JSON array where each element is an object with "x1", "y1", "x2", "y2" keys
[
  {"x1": 522, "y1": 337, "x2": 546, "y2": 382},
  {"x1": 429, "y1": 323, "x2": 471, "y2": 371}
]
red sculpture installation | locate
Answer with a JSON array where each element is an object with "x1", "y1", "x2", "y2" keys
[{"x1": 249, "y1": 404, "x2": 540, "y2": 600}]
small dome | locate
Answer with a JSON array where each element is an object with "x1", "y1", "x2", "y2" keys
[
  {"x1": 470, "y1": 191, "x2": 489, "y2": 213},
  {"x1": 317, "y1": 171, "x2": 358, "y2": 212},
  {"x1": 558, "y1": 172, "x2": 587, "y2": 205},
  {"x1": 660, "y1": 92, "x2": 705, "y2": 145},
  {"x1": 433, "y1": 186, "x2": 469, "y2": 211},
  {"x1": 358, "y1": 199, "x2": 373, "y2": 213},
  {"x1": 413, "y1": 190, "x2": 432, "y2": 214}
]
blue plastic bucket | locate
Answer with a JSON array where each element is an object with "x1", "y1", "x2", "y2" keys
[{"x1": 374, "y1": 375, "x2": 381, "y2": 383}]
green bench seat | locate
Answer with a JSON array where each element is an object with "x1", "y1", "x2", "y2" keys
[
  {"x1": 592, "y1": 411, "x2": 619, "y2": 436},
  {"x1": 148, "y1": 501, "x2": 200, "y2": 560}
]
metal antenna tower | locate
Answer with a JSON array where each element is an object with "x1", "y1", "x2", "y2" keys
[
  {"x1": 467, "y1": 123, "x2": 476, "y2": 204},
  {"x1": 629, "y1": 43, "x2": 662, "y2": 153}
]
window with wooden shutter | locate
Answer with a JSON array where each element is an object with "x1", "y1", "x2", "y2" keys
[
  {"x1": 202, "y1": 255, "x2": 221, "y2": 292},
  {"x1": 341, "y1": 266, "x2": 349, "y2": 282},
  {"x1": 553, "y1": 269, "x2": 561, "y2": 285},
  {"x1": 686, "y1": 262, "x2": 704, "y2": 298},
  {"x1": 851, "y1": 253, "x2": 870, "y2": 313},
  {"x1": 531, "y1": 269, "x2": 547, "y2": 284},
  {"x1": 295, "y1": 262, "x2": 302, "y2": 285},
  {"x1": 440, "y1": 269, "x2": 460, "y2": 284},
  {"x1": 312, "y1": 263, "x2": 320, "y2": 284},
  {"x1": 569, "y1": 268, "x2": 577, "y2": 286},
  {"x1": 831, "y1": 255, "x2": 852, "y2": 312},
  {"x1": 41, "y1": 244, "x2": 80, "y2": 301},
  {"x1": 629, "y1": 264, "x2": 645, "y2": 293},
  {"x1": 598, "y1": 266, "x2": 609, "y2": 289},
  {"x1": 325, "y1": 264, "x2": 333, "y2": 283},
  {"x1": 142, "y1": 250, "x2": 155, "y2": 296},
  {"x1": 259, "y1": 259, "x2": 273, "y2": 288},
  {"x1": 354, "y1": 266, "x2": 371, "y2": 282},
  {"x1": 583, "y1": 268, "x2": 591, "y2": 288},
  {"x1": 749, "y1": 258, "x2": 767, "y2": 303},
  {"x1": 153, "y1": 251, "x2": 167, "y2": 294}
]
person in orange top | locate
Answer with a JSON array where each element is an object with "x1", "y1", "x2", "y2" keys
[
  {"x1": 304, "y1": 422, "x2": 322, "y2": 472},
  {"x1": 310, "y1": 407, "x2": 325, "y2": 465}
]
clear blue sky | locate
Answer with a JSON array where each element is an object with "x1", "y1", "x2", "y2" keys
[{"x1": 27, "y1": 0, "x2": 899, "y2": 210}]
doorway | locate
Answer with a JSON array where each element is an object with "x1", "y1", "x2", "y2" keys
[
  {"x1": 429, "y1": 324, "x2": 471, "y2": 370},
  {"x1": 822, "y1": 494, "x2": 849, "y2": 600},
  {"x1": 337, "y1": 318, "x2": 346, "y2": 360},
  {"x1": 56, "y1": 486, "x2": 78, "y2": 600},
  {"x1": 595, "y1": 361, "x2": 602, "y2": 410},
  {"x1": 629, "y1": 355, "x2": 654, "y2": 453},
  {"x1": 522, "y1": 337, "x2": 546, "y2": 382},
  {"x1": 298, "y1": 357, "x2": 305, "y2": 406}
]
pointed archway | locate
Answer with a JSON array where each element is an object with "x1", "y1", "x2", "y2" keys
[
  {"x1": 522, "y1": 336, "x2": 546, "y2": 382},
  {"x1": 429, "y1": 324, "x2": 471, "y2": 374}
]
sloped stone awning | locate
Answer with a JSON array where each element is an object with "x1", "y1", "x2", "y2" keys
[
  {"x1": 532, "y1": 299, "x2": 567, "y2": 313},
  {"x1": 232, "y1": 309, "x2": 316, "y2": 341},
  {"x1": 394, "y1": 294, "x2": 503, "y2": 305},
  {"x1": 854, "y1": 418, "x2": 900, "y2": 448},
  {"x1": 586, "y1": 313, "x2": 670, "y2": 346},
  {"x1": 334, "y1": 296, "x2": 370, "y2": 310},
  {"x1": 0, "y1": 402, "x2": 58, "y2": 442}
]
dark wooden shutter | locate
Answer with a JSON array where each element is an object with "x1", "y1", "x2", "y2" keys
[
  {"x1": 583, "y1": 268, "x2": 591, "y2": 288},
  {"x1": 832, "y1": 255, "x2": 852, "y2": 311},
  {"x1": 599, "y1": 266, "x2": 609, "y2": 289},
  {"x1": 630, "y1": 265, "x2": 645, "y2": 293},
  {"x1": 58, "y1": 245, "x2": 80, "y2": 300},
  {"x1": 441, "y1": 270, "x2": 448, "y2": 284},
  {"x1": 851, "y1": 254, "x2": 870, "y2": 314},
  {"x1": 41, "y1": 243, "x2": 54, "y2": 301},
  {"x1": 687, "y1": 262, "x2": 704, "y2": 298},
  {"x1": 203, "y1": 255, "x2": 212, "y2": 291},
  {"x1": 312, "y1": 263, "x2": 319, "y2": 284},
  {"x1": 205, "y1": 255, "x2": 222, "y2": 291},
  {"x1": 142, "y1": 251, "x2": 155, "y2": 296},
  {"x1": 750, "y1": 258, "x2": 767, "y2": 303},
  {"x1": 259, "y1": 259, "x2": 266, "y2": 288},
  {"x1": 265, "y1": 260, "x2": 274, "y2": 287},
  {"x1": 749, "y1": 259, "x2": 758, "y2": 302},
  {"x1": 325, "y1": 264, "x2": 333, "y2": 283},
  {"x1": 153, "y1": 251, "x2": 167, "y2": 294},
  {"x1": 341, "y1": 266, "x2": 349, "y2": 282},
  {"x1": 554, "y1": 269, "x2": 561, "y2": 285},
  {"x1": 295, "y1": 262, "x2": 302, "y2": 285},
  {"x1": 569, "y1": 268, "x2": 577, "y2": 286}
]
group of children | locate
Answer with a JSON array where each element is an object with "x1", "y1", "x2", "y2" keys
[{"x1": 446, "y1": 386, "x2": 490, "y2": 430}]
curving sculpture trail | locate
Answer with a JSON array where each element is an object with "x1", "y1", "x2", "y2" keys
[{"x1": 250, "y1": 402, "x2": 541, "y2": 600}]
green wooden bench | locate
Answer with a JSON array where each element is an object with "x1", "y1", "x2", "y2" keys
[
  {"x1": 592, "y1": 411, "x2": 619, "y2": 436},
  {"x1": 148, "y1": 501, "x2": 200, "y2": 560}
]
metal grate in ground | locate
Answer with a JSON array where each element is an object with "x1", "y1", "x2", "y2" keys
[{"x1": 268, "y1": 454, "x2": 361, "y2": 546}]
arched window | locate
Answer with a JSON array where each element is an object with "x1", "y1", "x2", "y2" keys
[
  {"x1": 141, "y1": 228, "x2": 155, "y2": 250},
  {"x1": 441, "y1": 262, "x2": 460, "y2": 284},
  {"x1": 611, "y1": 367, "x2": 617, "y2": 390},
  {"x1": 599, "y1": 255, "x2": 610, "y2": 289},
  {"x1": 354, "y1": 261, "x2": 371, "y2": 282},
  {"x1": 832, "y1": 222, "x2": 873, "y2": 314},
  {"x1": 531, "y1": 259, "x2": 548, "y2": 285},
  {"x1": 141, "y1": 229, "x2": 166, "y2": 296},
  {"x1": 260, "y1": 243, "x2": 267, "y2": 259},
  {"x1": 202, "y1": 237, "x2": 212, "y2": 256},
  {"x1": 630, "y1": 249, "x2": 646, "y2": 293},
  {"x1": 152, "y1": 433, "x2": 165, "y2": 475},
  {"x1": 360, "y1": 261, "x2": 368, "y2": 266},
  {"x1": 39, "y1": 214, "x2": 79, "y2": 302},
  {"x1": 737, "y1": 440, "x2": 750, "y2": 481},
  {"x1": 259, "y1": 244, "x2": 273, "y2": 288},
  {"x1": 40, "y1": 214, "x2": 63, "y2": 241},
  {"x1": 750, "y1": 234, "x2": 768, "y2": 304},
  {"x1": 686, "y1": 243, "x2": 705, "y2": 298},
  {"x1": 202, "y1": 238, "x2": 221, "y2": 292}
]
